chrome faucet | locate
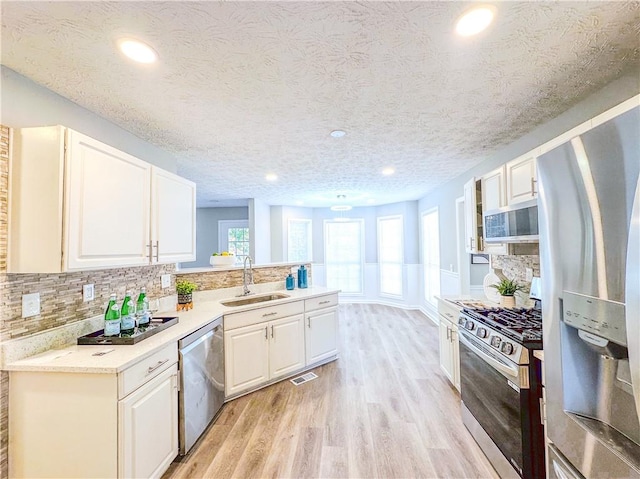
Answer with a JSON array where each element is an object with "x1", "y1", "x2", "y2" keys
[{"x1": 241, "y1": 255, "x2": 254, "y2": 296}]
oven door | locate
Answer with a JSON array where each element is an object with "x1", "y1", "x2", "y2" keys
[{"x1": 459, "y1": 329, "x2": 524, "y2": 475}]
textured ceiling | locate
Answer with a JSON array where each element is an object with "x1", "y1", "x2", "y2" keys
[{"x1": 1, "y1": 2, "x2": 639, "y2": 207}]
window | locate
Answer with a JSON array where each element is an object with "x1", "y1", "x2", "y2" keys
[
  {"x1": 218, "y1": 220, "x2": 249, "y2": 262},
  {"x1": 378, "y1": 215, "x2": 404, "y2": 297},
  {"x1": 324, "y1": 219, "x2": 364, "y2": 294},
  {"x1": 422, "y1": 209, "x2": 440, "y2": 306},
  {"x1": 288, "y1": 219, "x2": 312, "y2": 262}
]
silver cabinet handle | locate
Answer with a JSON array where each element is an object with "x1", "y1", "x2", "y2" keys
[
  {"x1": 271, "y1": 325, "x2": 274, "y2": 339},
  {"x1": 262, "y1": 311, "x2": 278, "y2": 317},
  {"x1": 445, "y1": 312, "x2": 453, "y2": 319},
  {"x1": 531, "y1": 178, "x2": 537, "y2": 196},
  {"x1": 446, "y1": 326, "x2": 451, "y2": 341},
  {"x1": 308, "y1": 317, "x2": 311, "y2": 328},
  {"x1": 319, "y1": 300, "x2": 331, "y2": 305},
  {"x1": 264, "y1": 326, "x2": 268, "y2": 340},
  {"x1": 154, "y1": 240, "x2": 160, "y2": 262},
  {"x1": 147, "y1": 358, "x2": 169, "y2": 375}
]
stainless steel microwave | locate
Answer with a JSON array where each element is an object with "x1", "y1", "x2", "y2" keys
[{"x1": 483, "y1": 199, "x2": 539, "y2": 243}]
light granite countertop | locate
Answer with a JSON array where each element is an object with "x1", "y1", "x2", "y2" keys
[{"x1": 5, "y1": 286, "x2": 339, "y2": 375}]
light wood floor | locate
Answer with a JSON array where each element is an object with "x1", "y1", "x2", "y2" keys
[{"x1": 163, "y1": 303, "x2": 499, "y2": 479}]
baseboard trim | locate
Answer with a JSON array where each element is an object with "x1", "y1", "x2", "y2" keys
[{"x1": 419, "y1": 306, "x2": 439, "y2": 325}]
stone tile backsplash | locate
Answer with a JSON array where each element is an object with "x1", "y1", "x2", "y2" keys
[
  {"x1": 176, "y1": 263, "x2": 311, "y2": 292},
  {"x1": 491, "y1": 254, "x2": 541, "y2": 292}
]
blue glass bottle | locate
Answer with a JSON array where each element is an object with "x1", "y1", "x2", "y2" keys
[
  {"x1": 286, "y1": 273, "x2": 295, "y2": 290},
  {"x1": 297, "y1": 265, "x2": 308, "y2": 289}
]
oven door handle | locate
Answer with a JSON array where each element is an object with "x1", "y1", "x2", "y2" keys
[{"x1": 459, "y1": 331, "x2": 520, "y2": 379}]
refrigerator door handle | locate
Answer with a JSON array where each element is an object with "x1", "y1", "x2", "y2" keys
[{"x1": 626, "y1": 178, "x2": 640, "y2": 417}]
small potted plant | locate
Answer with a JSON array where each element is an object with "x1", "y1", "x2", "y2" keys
[
  {"x1": 176, "y1": 279, "x2": 197, "y2": 308},
  {"x1": 490, "y1": 278, "x2": 525, "y2": 308}
]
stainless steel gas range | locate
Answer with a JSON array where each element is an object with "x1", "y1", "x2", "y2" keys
[{"x1": 458, "y1": 306, "x2": 545, "y2": 479}]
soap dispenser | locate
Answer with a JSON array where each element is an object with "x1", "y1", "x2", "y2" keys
[
  {"x1": 297, "y1": 265, "x2": 308, "y2": 289},
  {"x1": 286, "y1": 273, "x2": 295, "y2": 290}
]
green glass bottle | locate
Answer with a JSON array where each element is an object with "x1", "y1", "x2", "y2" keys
[
  {"x1": 104, "y1": 293, "x2": 121, "y2": 337},
  {"x1": 136, "y1": 287, "x2": 150, "y2": 329},
  {"x1": 120, "y1": 290, "x2": 136, "y2": 336}
]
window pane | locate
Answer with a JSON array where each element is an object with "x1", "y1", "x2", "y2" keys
[
  {"x1": 288, "y1": 219, "x2": 312, "y2": 262},
  {"x1": 325, "y1": 220, "x2": 363, "y2": 294},
  {"x1": 378, "y1": 216, "x2": 403, "y2": 296}
]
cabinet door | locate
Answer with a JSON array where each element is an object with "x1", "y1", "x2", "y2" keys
[
  {"x1": 66, "y1": 130, "x2": 151, "y2": 270},
  {"x1": 481, "y1": 166, "x2": 505, "y2": 212},
  {"x1": 451, "y1": 326, "x2": 461, "y2": 392},
  {"x1": 438, "y1": 318, "x2": 455, "y2": 384},
  {"x1": 225, "y1": 322, "x2": 270, "y2": 397},
  {"x1": 305, "y1": 307, "x2": 339, "y2": 365},
  {"x1": 463, "y1": 178, "x2": 481, "y2": 253},
  {"x1": 151, "y1": 167, "x2": 196, "y2": 263},
  {"x1": 506, "y1": 155, "x2": 537, "y2": 205},
  {"x1": 119, "y1": 364, "x2": 178, "y2": 479},
  {"x1": 269, "y1": 314, "x2": 305, "y2": 379}
]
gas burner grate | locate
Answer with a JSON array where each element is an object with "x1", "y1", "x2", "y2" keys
[{"x1": 462, "y1": 307, "x2": 543, "y2": 344}]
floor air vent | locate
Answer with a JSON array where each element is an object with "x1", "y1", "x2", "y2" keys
[{"x1": 290, "y1": 372, "x2": 318, "y2": 386}]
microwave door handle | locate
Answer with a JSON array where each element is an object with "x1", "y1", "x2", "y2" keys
[
  {"x1": 626, "y1": 179, "x2": 640, "y2": 418},
  {"x1": 459, "y1": 331, "x2": 519, "y2": 379}
]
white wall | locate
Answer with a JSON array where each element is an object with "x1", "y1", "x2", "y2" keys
[
  {"x1": 180, "y1": 207, "x2": 248, "y2": 268},
  {"x1": 1, "y1": 66, "x2": 177, "y2": 172},
  {"x1": 249, "y1": 198, "x2": 271, "y2": 264}
]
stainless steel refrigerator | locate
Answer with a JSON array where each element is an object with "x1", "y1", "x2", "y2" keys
[{"x1": 537, "y1": 102, "x2": 640, "y2": 478}]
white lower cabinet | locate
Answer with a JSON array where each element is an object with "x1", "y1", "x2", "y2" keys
[
  {"x1": 119, "y1": 365, "x2": 179, "y2": 479},
  {"x1": 224, "y1": 294, "x2": 339, "y2": 398},
  {"x1": 437, "y1": 299, "x2": 461, "y2": 391},
  {"x1": 270, "y1": 315, "x2": 306, "y2": 379},
  {"x1": 224, "y1": 321, "x2": 271, "y2": 396},
  {"x1": 305, "y1": 307, "x2": 339, "y2": 364},
  {"x1": 438, "y1": 317, "x2": 460, "y2": 391},
  {"x1": 8, "y1": 343, "x2": 178, "y2": 479},
  {"x1": 224, "y1": 314, "x2": 305, "y2": 397}
]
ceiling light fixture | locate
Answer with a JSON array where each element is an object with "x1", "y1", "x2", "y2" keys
[
  {"x1": 330, "y1": 130, "x2": 346, "y2": 138},
  {"x1": 382, "y1": 167, "x2": 395, "y2": 176},
  {"x1": 330, "y1": 205, "x2": 352, "y2": 212},
  {"x1": 455, "y1": 6, "x2": 495, "y2": 37},
  {"x1": 117, "y1": 38, "x2": 158, "y2": 64},
  {"x1": 265, "y1": 173, "x2": 278, "y2": 181}
]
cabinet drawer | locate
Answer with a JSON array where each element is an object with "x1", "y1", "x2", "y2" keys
[
  {"x1": 305, "y1": 294, "x2": 338, "y2": 312},
  {"x1": 224, "y1": 300, "x2": 304, "y2": 330},
  {"x1": 438, "y1": 301, "x2": 460, "y2": 324},
  {"x1": 118, "y1": 342, "x2": 178, "y2": 399}
]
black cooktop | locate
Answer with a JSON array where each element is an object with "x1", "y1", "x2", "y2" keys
[{"x1": 462, "y1": 307, "x2": 543, "y2": 346}]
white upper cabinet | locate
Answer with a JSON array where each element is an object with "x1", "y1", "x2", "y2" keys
[
  {"x1": 463, "y1": 178, "x2": 482, "y2": 254},
  {"x1": 66, "y1": 130, "x2": 152, "y2": 270},
  {"x1": 505, "y1": 154, "x2": 538, "y2": 205},
  {"x1": 481, "y1": 165, "x2": 506, "y2": 212},
  {"x1": 151, "y1": 167, "x2": 196, "y2": 264},
  {"x1": 8, "y1": 126, "x2": 196, "y2": 272}
]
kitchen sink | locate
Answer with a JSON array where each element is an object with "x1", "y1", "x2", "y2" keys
[{"x1": 221, "y1": 293, "x2": 290, "y2": 307}]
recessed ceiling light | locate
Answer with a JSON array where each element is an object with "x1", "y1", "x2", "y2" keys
[
  {"x1": 330, "y1": 130, "x2": 346, "y2": 138},
  {"x1": 455, "y1": 6, "x2": 495, "y2": 37},
  {"x1": 330, "y1": 205, "x2": 352, "y2": 212},
  {"x1": 117, "y1": 38, "x2": 158, "y2": 64},
  {"x1": 382, "y1": 167, "x2": 395, "y2": 176},
  {"x1": 265, "y1": 173, "x2": 278, "y2": 181}
]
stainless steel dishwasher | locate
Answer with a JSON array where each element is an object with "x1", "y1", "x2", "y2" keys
[{"x1": 178, "y1": 317, "x2": 224, "y2": 455}]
